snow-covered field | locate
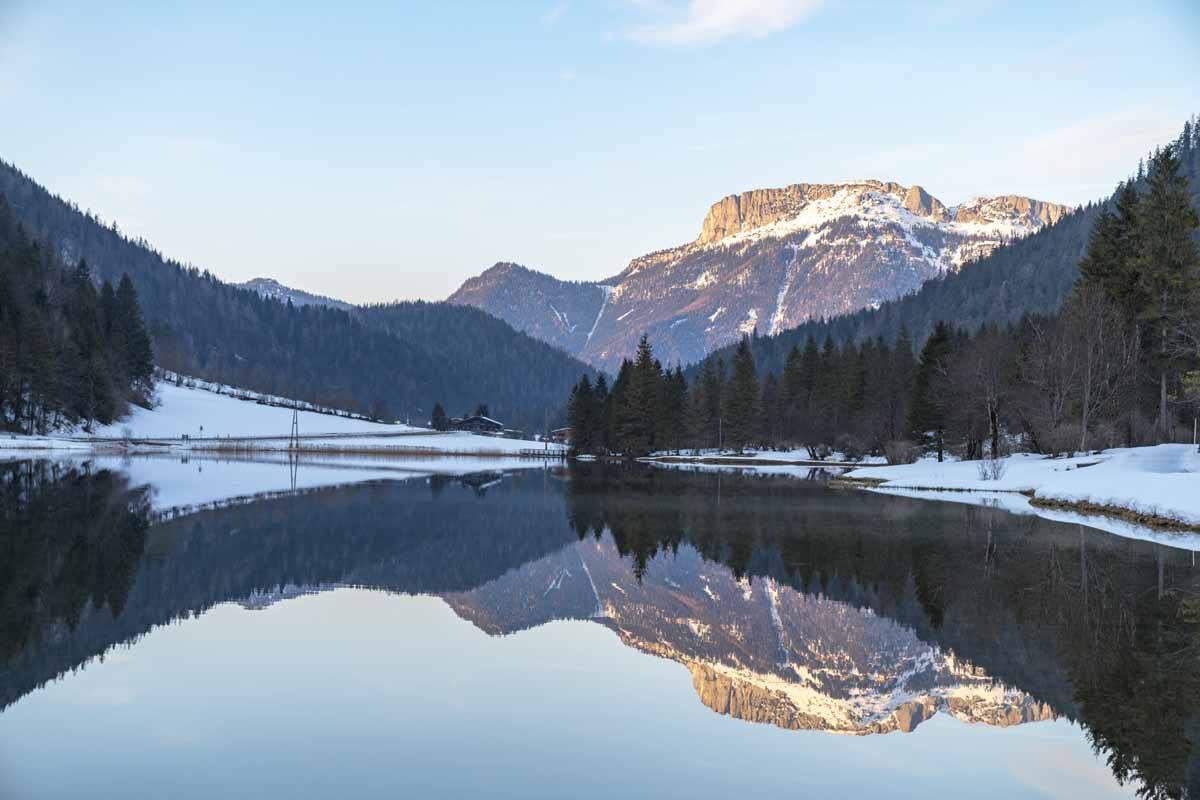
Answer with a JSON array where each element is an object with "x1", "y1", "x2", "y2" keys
[
  {"x1": 846, "y1": 445, "x2": 1200, "y2": 530},
  {"x1": 0, "y1": 379, "x2": 564, "y2": 457},
  {"x1": 90, "y1": 380, "x2": 421, "y2": 439}
]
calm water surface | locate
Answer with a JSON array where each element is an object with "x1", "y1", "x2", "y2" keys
[{"x1": 1, "y1": 458, "x2": 1198, "y2": 798}]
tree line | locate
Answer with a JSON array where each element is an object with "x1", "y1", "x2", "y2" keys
[
  {"x1": 567, "y1": 144, "x2": 1200, "y2": 461},
  {"x1": 0, "y1": 199, "x2": 153, "y2": 433}
]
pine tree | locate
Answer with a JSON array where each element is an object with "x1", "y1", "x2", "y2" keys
[
  {"x1": 592, "y1": 373, "x2": 610, "y2": 453},
  {"x1": 724, "y1": 336, "x2": 760, "y2": 452},
  {"x1": 761, "y1": 371, "x2": 781, "y2": 447},
  {"x1": 566, "y1": 374, "x2": 595, "y2": 454},
  {"x1": 780, "y1": 344, "x2": 803, "y2": 443},
  {"x1": 115, "y1": 274, "x2": 153, "y2": 390},
  {"x1": 810, "y1": 337, "x2": 839, "y2": 448},
  {"x1": 615, "y1": 335, "x2": 662, "y2": 457},
  {"x1": 909, "y1": 321, "x2": 956, "y2": 461},
  {"x1": 688, "y1": 360, "x2": 715, "y2": 451},
  {"x1": 431, "y1": 402, "x2": 449, "y2": 431},
  {"x1": 1135, "y1": 146, "x2": 1200, "y2": 439},
  {"x1": 657, "y1": 367, "x2": 689, "y2": 454},
  {"x1": 1080, "y1": 180, "x2": 1142, "y2": 314}
]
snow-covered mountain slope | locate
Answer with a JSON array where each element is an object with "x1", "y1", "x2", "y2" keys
[
  {"x1": 448, "y1": 263, "x2": 613, "y2": 357},
  {"x1": 449, "y1": 181, "x2": 1070, "y2": 370},
  {"x1": 237, "y1": 277, "x2": 353, "y2": 310}
]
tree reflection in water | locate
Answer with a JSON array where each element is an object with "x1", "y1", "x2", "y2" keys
[{"x1": 0, "y1": 460, "x2": 1196, "y2": 798}]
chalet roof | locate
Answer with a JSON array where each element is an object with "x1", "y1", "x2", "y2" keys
[{"x1": 458, "y1": 415, "x2": 503, "y2": 426}]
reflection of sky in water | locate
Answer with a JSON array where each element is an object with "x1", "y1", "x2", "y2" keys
[{"x1": 0, "y1": 590, "x2": 1131, "y2": 799}]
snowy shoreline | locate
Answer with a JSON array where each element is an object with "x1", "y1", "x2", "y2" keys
[
  {"x1": 843, "y1": 445, "x2": 1200, "y2": 533},
  {"x1": 0, "y1": 378, "x2": 565, "y2": 460}
]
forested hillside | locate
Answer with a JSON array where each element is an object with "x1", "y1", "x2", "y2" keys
[
  {"x1": 698, "y1": 116, "x2": 1200, "y2": 378},
  {"x1": 0, "y1": 199, "x2": 153, "y2": 432},
  {"x1": 0, "y1": 161, "x2": 596, "y2": 429}
]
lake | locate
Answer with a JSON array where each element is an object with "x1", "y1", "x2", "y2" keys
[{"x1": 1, "y1": 456, "x2": 1197, "y2": 799}]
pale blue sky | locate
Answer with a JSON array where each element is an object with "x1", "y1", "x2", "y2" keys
[{"x1": 1, "y1": 1, "x2": 1197, "y2": 302}]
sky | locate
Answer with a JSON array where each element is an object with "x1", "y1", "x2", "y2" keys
[{"x1": 0, "y1": 1, "x2": 1197, "y2": 303}]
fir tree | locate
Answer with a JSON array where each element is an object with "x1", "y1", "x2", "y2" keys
[
  {"x1": 566, "y1": 374, "x2": 596, "y2": 454},
  {"x1": 1135, "y1": 146, "x2": 1200, "y2": 438},
  {"x1": 115, "y1": 274, "x2": 154, "y2": 390},
  {"x1": 909, "y1": 321, "x2": 956, "y2": 461},
  {"x1": 724, "y1": 336, "x2": 761, "y2": 452},
  {"x1": 430, "y1": 402, "x2": 449, "y2": 431}
]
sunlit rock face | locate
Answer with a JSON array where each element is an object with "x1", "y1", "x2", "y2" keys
[
  {"x1": 448, "y1": 181, "x2": 1070, "y2": 371},
  {"x1": 442, "y1": 535, "x2": 1057, "y2": 735}
]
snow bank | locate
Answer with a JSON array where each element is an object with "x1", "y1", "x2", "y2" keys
[
  {"x1": 0, "y1": 434, "x2": 92, "y2": 452},
  {"x1": 847, "y1": 445, "x2": 1200, "y2": 528}
]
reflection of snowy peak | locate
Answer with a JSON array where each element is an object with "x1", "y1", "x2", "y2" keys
[
  {"x1": 441, "y1": 536, "x2": 1056, "y2": 735},
  {"x1": 449, "y1": 181, "x2": 1069, "y2": 371}
]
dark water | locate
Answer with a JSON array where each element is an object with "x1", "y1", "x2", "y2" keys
[{"x1": 1, "y1": 459, "x2": 1198, "y2": 799}]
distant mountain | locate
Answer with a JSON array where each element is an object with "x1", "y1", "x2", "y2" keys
[
  {"x1": 237, "y1": 277, "x2": 352, "y2": 311},
  {"x1": 0, "y1": 160, "x2": 597, "y2": 429},
  {"x1": 449, "y1": 180, "x2": 1069, "y2": 370},
  {"x1": 696, "y1": 116, "x2": 1200, "y2": 379},
  {"x1": 449, "y1": 263, "x2": 612, "y2": 357}
]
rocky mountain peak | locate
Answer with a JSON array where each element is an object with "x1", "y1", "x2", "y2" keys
[
  {"x1": 952, "y1": 194, "x2": 1070, "y2": 228},
  {"x1": 902, "y1": 184, "x2": 949, "y2": 221},
  {"x1": 449, "y1": 178, "x2": 1072, "y2": 370}
]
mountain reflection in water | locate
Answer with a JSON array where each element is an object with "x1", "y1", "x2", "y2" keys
[{"x1": 1, "y1": 459, "x2": 1198, "y2": 798}]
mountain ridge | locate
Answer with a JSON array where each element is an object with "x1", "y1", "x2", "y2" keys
[{"x1": 449, "y1": 179, "x2": 1069, "y2": 370}]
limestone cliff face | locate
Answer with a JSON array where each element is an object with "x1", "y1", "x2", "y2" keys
[
  {"x1": 953, "y1": 194, "x2": 1070, "y2": 227},
  {"x1": 698, "y1": 180, "x2": 928, "y2": 244},
  {"x1": 696, "y1": 180, "x2": 1066, "y2": 245}
]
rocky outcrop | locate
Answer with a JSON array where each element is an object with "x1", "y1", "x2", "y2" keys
[
  {"x1": 953, "y1": 194, "x2": 1070, "y2": 227},
  {"x1": 697, "y1": 181, "x2": 915, "y2": 245},
  {"x1": 903, "y1": 184, "x2": 949, "y2": 221}
]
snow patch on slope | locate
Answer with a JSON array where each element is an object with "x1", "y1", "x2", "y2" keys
[{"x1": 584, "y1": 285, "x2": 615, "y2": 348}]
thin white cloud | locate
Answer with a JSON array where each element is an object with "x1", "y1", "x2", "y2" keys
[
  {"x1": 627, "y1": 0, "x2": 825, "y2": 46},
  {"x1": 1022, "y1": 104, "x2": 1185, "y2": 185},
  {"x1": 559, "y1": 68, "x2": 577, "y2": 83},
  {"x1": 542, "y1": 2, "x2": 568, "y2": 25}
]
